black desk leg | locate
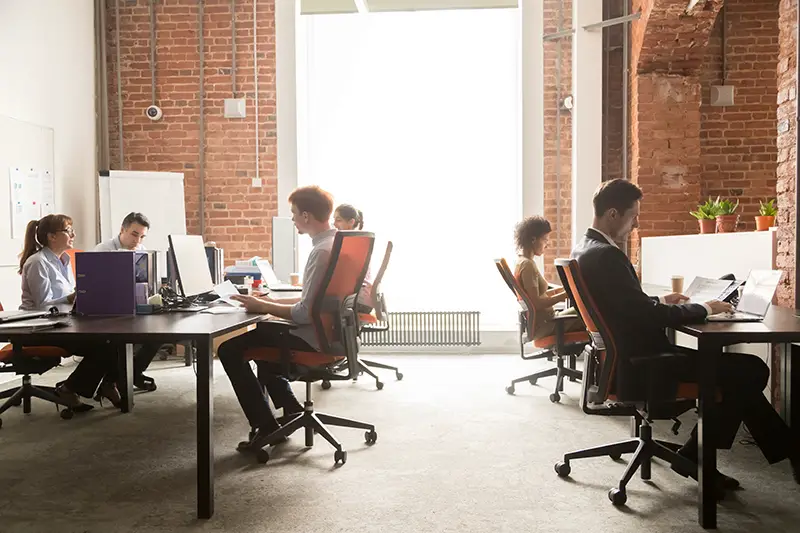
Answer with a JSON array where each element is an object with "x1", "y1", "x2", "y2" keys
[
  {"x1": 697, "y1": 338, "x2": 719, "y2": 529},
  {"x1": 118, "y1": 343, "x2": 134, "y2": 413},
  {"x1": 196, "y1": 336, "x2": 214, "y2": 519}
]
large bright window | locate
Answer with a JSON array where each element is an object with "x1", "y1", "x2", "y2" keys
[{"x1": 297, "y1": 8, "x2": 521, "y2": 329}]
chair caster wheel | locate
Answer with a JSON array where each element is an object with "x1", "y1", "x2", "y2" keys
[
  {"x1": 554, "y1": 461, "x2": 571, "y2": 477},
  {"x1": 365, "y1": 430, "x2": 378, "y2": 445},
  {"x1": 334, "y1": 449, "x2": 348, "y2": 465},
  {"x1": 159, "y1": 354, "x2": 168, "y2": 361},
  {"x1": 396, "y1": 372, "x2": 403, "y2": 381},
  {"x1": 321, "y1": 380, "x2": 332, "y2": 390},
  {"x1": 529, "y1": 378, "x2": 538, "y2": 386},
  {"x1": 549, "y1": 393, "x2": 561, "y2": 403},
  {"x1": 11, "y1": 398, "x2": 22, "y2": 407},
  {"x1": 608, "y1": 488, "x2": 627, "y2": 506},
  {"x1": 60, "y1": 408, "x2": 74, "y2": 420},
  {"x1": 505, "y1": 386, "x2": 515, "y2": 395},
  {"x1": 609, "y1": 453, "x2": 622, "y2": 460},
  {"x1": 256, "y1": 448, "x2": 270, "y2": 464},
  {"x1": 376, "y1": 381, "x2": 384, "y2": 390}
]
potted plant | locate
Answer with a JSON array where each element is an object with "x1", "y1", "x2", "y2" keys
[
  {"x1": 715, "y1": 198, "x2": 739, "y2": 233},
  {"x1": 690, "y1": 198, "x2": 720, "y2": 234},
  {"x1": 755, "y1": 199, "x2": 777, "y2": 231}
]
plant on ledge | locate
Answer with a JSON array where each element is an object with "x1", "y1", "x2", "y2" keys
[
  {"x1": 690, "y1": 197, "x2": 721, "y2": 234},
  {"x1": 715, "y1": 197, "x2": 740, "y2": 233},
  {"x1": 756, "y1": 198, "x2": 777, "y2": 231}
]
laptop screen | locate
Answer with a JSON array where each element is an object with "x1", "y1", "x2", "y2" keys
[
  {"x1": 256, "y1": 259, "x2": 281, "y2": 286},
  {"x1": 737, "y1": 270, "x2": 783, "y2": 316}
]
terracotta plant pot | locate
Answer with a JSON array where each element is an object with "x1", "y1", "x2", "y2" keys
[
  {"x1": 716, "y1": 214, "x2": 739, "y2": 233},
  {"x1": 698, "y1": 219, "x2": 716, "y2": 234},
  {"x1": 755, "y1": 215, "x2": 775, "y2": 231}
]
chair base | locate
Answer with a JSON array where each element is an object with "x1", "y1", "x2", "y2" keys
[
  {"x1": 0, "y1": 375, "x2": 76, "y2": 423},
  {"x1": 555, "y1": 421, "x2": 697, "y2": 506},
  {"x1": 323, "y1": 358, "x2": 403, "y2": 391},
  {"x1": 250, "y1": 381, "x2": 377, "y2": 466},
  {"x1": 506, "y1": 353, "x2": 582, "y2": 402}
]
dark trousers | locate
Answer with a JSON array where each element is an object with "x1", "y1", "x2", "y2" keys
[
  {"x1": 103, "y1": 343, "x2": 161, "y2": 384},
  {"x1": 663, "y1": 349, "x2": 794, "y2": 464},
  {"x1": 56, "y1": 342, "x2": 117, "y2": 399},
  {"x1": 217, "y1": 325, "x2": 311, "y2": 429}
]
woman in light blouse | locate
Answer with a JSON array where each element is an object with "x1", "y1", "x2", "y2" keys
[
  {"x1": 332, "y1": 204, "x2": 373, "y2": 311},
  {"x1": 18, "y1": 214, "x2": 121, "y2": 411},
  {"x1": 513, "y1": 216, "x2": 583, "y2": 340}
]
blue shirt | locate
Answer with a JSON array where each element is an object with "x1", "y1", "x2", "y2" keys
[
  {"x1": 94, "y1": 235, "x2": 145, "y2": 251},
  {"x1": 20, "y1": 248, "x2": 75, "y2": 311}
]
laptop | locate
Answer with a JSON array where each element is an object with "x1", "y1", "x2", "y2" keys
[
  {"x1": 707, "y1": 270, "x2": 783, "y2": 322},
  {"x1": 0, "y1": 309, "x2": 58, "y2": 324},
  {"x1": 256, "y1": 260, "x2": 302, "y2": 292}
]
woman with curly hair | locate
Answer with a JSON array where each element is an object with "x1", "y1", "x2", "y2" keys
[{"x1": 514, "y1": 216, "x2": 583, "y2": 339}]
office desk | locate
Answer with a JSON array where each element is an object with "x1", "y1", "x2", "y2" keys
[
  {"x1": 0, "y1": 311, "x2": 267, "y2": 519},
  {"x1": 676, "y1": 306, "x2": 800, "y2": 529}
]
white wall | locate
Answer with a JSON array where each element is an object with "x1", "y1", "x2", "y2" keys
[{"x1": 0, "y1": 0, "x2": 97, "y2": 309}]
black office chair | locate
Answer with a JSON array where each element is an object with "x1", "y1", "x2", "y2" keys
[
  {"x1": 552, "y1": 259, "x2": 705, "y2": 506},
  {"x1": 495, "y1": 258, "x2": 588, "y2": 401}
]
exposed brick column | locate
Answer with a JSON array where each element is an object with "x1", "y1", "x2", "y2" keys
[
  {"x1": 106, "y1": 0, "x2": 278, "y2": 264},
  {"x1": 777, "y1": 0, "x2": 797, "y2": 310}
]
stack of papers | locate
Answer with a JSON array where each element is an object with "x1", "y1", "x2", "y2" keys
[{"x1": 683, "y1": 277, "x2": 744, "y2": 303}]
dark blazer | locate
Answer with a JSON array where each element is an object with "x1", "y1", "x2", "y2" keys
[{"x1": 571, "y1": 229, "x2": 708, "y2": 397}]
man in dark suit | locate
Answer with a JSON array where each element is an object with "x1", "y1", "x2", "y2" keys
[{"x1": 571, "y1": 178, "x2": 799, "y2": 489}]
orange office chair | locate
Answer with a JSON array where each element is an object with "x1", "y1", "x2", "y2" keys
[
  {"x1": 244, "y1": 231, "x2": 378, "y2": 466},
  {"x1": 64, "y1": 248, "x2": 81, "y2": 279},
  {"x1": 0, "y1": 302, "x2": 76, "y2": 426},
  {"x1": 553, "y1": 259, "x2": 704, "y2": 506},
  {"x1": 495, "y1": 258, "x2": 588, "y2": 402},
  {"x1": 323, "y1": 240, "x2": 401, "y2": 390}
]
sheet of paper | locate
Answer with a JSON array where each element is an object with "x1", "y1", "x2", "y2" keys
[
  {"x1": 683, "y1": 277, "x2": 735, "y2": 304},
  {"x1": 24, "y1": 168, "x2": 41, "y2": 222},
  {"x1": 203, "y1": 306, "x2": 246, "y2": 314},
  {"x1": 40, "y1": 170, "x2": 55, "y2": 216},
  {"x1": 9, "y1": 167, "x2": 26, "y2": 239},
  {"x1": 212, "y1": 280, "x2": 242, "y2": 306}
]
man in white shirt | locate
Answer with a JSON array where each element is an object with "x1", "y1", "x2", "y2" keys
[
  {"x1": 95, "y1": 212, "x2": 149, "y2": 251},
  {"x1": 219, "y1": 185, "x2": 337, "y2": 450},
  {"x1": 95, "y1": 212, "x2": 159, "y2": 392}
]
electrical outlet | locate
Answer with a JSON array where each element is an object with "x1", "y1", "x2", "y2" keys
[
  {"x1": 251, "y1": 178, "x2": 262, "y2": 188},
  {"x1": 224, "y1": 98, "x2": 247, "y2": 118}
]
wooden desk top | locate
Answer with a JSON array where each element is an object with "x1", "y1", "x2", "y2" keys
[
  {"x1": 676, "y1": 306, "x2": 800, "y2": 345},
  {"x1": 0, "y1": 311, "x2": 267, "y2": 343}
]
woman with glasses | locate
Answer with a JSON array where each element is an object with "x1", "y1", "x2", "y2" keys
[
  {"x1": 332, "y1": 204, "x2": 373, "y2": 311},
  {"x1": 18, "y1": 214, "x2": 122, "y2": 411}
]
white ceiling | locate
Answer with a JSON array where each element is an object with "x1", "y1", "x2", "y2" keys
[{"x1": 300, "y1": 0, "x2": 518, "y2": 15}]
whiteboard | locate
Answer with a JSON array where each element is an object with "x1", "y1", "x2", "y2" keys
[
  {"x1": 0, "y1": 115, "x2": 55, "y2": 267},
  {"x1": 98, "y1": 170, "x2": 187, "y2": 275}
]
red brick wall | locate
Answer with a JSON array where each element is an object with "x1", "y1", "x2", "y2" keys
[
  {"x1": 106, "y1": 0, "x2": 278, "y2": 264},
  {"x1": 700, "y1": 0, "x2": 779, "y2": 232},
  {"x1": 776, "y1": 0, "x2": 797, "y2": 308},
  {"x1": 542, "y1": 0, "x2": 573, "y2": 281}
]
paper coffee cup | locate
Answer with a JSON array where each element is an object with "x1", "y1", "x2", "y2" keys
[
  {"x1": 671, "y1": 275, "x2": 684, "y2": 294},
  {"x1": 289, "y1": 273, "x2": 301, "y2": 286}
]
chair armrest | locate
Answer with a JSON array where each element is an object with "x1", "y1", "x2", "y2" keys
[{"x1": 257, "y1": 317, "x2": 297, "y2": 329}]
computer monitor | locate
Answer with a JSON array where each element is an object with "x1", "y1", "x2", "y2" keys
[{"x1": 168, "y1": 235, "x2": 215, "y2": 298}]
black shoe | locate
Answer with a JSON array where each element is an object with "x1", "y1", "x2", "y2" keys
[
  {"x1": 674, "y1": 449, "x2": 741, "y2": 491},
  {"x1": 133, "y1": 374, "x2": 157, "y2": 392},
  {"x1": 236, "y1": 424, "x2": 287, "y2": 452},
  {"x1": 790, "y1": 454, "x2": 800, "y2": 485}
]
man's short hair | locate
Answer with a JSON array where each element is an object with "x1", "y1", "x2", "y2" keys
[
  {"x1": 122, "y1": 212, "x2": 150, "y2": 229},
  {"x1": 593, "y1": 179, "x2": 643, "y2": 217},
  {"x1": 288, "y1": 185, "x2": 334, "y2": 223}
]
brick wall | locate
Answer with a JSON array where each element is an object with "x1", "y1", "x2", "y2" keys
[
  {"x1": 106, "y1": 0, "x2": 278, "y2": 264},
  {"x1": 776, "y1": 0, "x2": 797, "y2": 308},
  {"x1": 700, "y1": 0, "x2": 779, "y2": 232},
  {"x1": 542, "y1": 0, "x2": 572, "y2": 281}
]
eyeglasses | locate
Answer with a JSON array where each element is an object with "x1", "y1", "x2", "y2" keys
[{"x1": 59, "y1": 229, "x2": 76, "y2": 238}]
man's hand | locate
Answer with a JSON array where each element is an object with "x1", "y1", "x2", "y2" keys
[
  {"x1": 67, "y1": 292, "x2": 76, "y2": 304},
  {"x1": 705, "y1": 300, "x2": 734, "y2": 315},
  {"x1": 663, "y1": 292, "x2": 689, "y2": 304},
  {"x1": 230, "y1": 294, "x2": 270, "y2": 313}
]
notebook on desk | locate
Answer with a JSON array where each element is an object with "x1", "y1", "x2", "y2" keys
[{"x1": 706, "y1": 270, "x2": 782, "y2": 322}]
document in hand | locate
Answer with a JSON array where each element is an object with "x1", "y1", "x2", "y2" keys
[{"x1": 683, "y1": 277, "x2": 743, "y2": 303}]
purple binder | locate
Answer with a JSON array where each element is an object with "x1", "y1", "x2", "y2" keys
[{"x1": 75, "y1": 251, "x2": 136, "y2": 316}]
